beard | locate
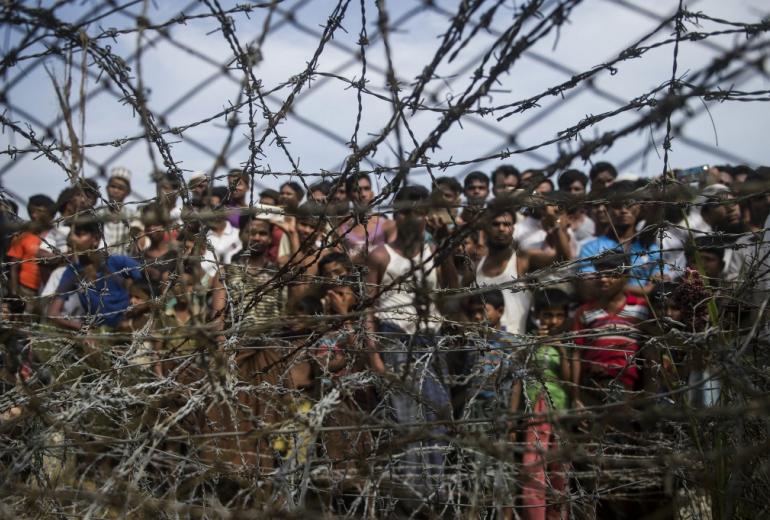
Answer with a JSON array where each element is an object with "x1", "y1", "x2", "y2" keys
[{"x1": 397, "y1": 221, "x2": 423, "y2": 245}]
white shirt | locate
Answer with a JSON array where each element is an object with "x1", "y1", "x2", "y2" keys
[{"x1": 207, "y1": 221, "x2": 242, "y2": 266}]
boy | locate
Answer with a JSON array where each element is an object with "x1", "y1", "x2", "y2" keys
[
  {"x1": 514, "y1": 288, "x2": 572, "y2": 520},
  {"x1": 572, "y1": 253, "x2": 650, "y2": 406},
  {"x1": 7, "y1": 195, "x2": 57, "y2": 315}
]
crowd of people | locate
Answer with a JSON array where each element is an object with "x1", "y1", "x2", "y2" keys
[{"x1": 1, "y1": 160, "x2": 768, "y2": 517}]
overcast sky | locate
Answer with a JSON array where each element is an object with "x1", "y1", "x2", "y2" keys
[{"x1": 1, "y1": 0, "x2": 768, "y2": 211}]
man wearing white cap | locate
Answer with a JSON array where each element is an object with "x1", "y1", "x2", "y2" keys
[{"x1": 100, "y1": 167, "x2": 141, "y2": 255}]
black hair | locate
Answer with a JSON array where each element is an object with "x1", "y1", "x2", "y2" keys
[
  {"x1": 130, "y1": 279, "x2": 153, "y2": 298},
  {"x1": 492, "y1": 165, "x2": 520, "y2": 185},
  {"x1": 27, "y1": 194, "x2": 56, "y2": 212},
  {"x1": 319, "y1": 252, "x2": 353, "y2": 274},
  {"x1": 280, "y1": 181, "x2": 305, "y2": 201},
  {"x1": 687, "y1": 235, "x2": 726, "y2": 263},
  {"x1": 309, "y1": 180, "x2": 332, "y2": 196},
  {"x1": 592, "y1": 252, "x2": 630, "y2": 273},
  {"x1": 533, "y1": 288, "x2": 570, "y2": 313},
  {"x1": 589, "y1": 161, "x2": 618, "y2": 182},
  {"x1": 56, "y1": 187, "x2": 78, "y2": 214},
  {"x1": 70, "y1": 218, "x2": 102, "y2": 238},
  {"x1": 464, "y1": 171, "x2": 489, "y2": 190},
  {"x1": 393, "y1": 185, "x2": 430, "y2": 208},
  {"x1": 227, "y1": 169, "x2": 250, "y2": 184},
  {"x1": 210, "y1": 186, "x2": 230, "y2": 204},
  {"x1": 485, "y1": 196, "x2": 518, "y2": 221},
  {"x1": 345, "y1": 173, "x2": 372, "y2": 197},
  {"x1": 260, "y1": 188, "x2": 280, "y2": 202},
  {"x1": 466, "y1": 289, "x2": 505, "y2": 311},
  {"x1": 156, "y1": 171, "x2": 182, "y2": 189},
  {"x1": 434, "y1": 176, "x2": 462, "y2": 195},
  {"x1": 290, "y1": 293, "x2": 324, "y2": 317},
  {"x1": 557, "y1": 169, "x2": 588, "y2": 191}
]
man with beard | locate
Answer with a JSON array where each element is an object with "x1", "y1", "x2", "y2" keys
[
  {"x1": 469, "y1": 198, "x2": 570, "y2": 335},
  {"x1": 578, "y1": 181, "x2": 669, "y2": 296},
  {"x1": 365, "y1": 185, "x2": 458, "y2": 503},
  {"x1": 697, "y1": 184, "x2": 748, "y2": 281}
]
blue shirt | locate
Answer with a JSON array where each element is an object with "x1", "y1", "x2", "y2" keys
[
  {"x1": 578, "y1": 235, "x2": 668, "y2": 288},
  {"x1": 56, "y1": 255, "x2": 143, "y2": 327}
]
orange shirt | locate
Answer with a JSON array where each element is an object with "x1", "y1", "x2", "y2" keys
[{"x1": 7, "y1": 231, "x2": 43, "y2": 290}]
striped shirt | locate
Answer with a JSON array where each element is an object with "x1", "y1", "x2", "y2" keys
[{"x1": 573, "y1": 293, "x2": 649, "y2": 389}]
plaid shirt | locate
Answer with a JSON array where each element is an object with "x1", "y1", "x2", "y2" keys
[{"x1": 99, "y1": 205, "x2": 140, "y2": 256}]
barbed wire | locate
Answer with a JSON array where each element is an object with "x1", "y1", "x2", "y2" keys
[{"x1": 1, "y1": 0, "x2": 769, "y2": 518}]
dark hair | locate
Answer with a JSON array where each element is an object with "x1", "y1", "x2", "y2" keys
[
  {"x1": 227, "y1": 169, "x2": 250, "y2": 184},
  {"x1": 345, "y1": 173, "x2": 372, "y2": 197},
  {"x1": 309, "y1": 180, "x2": 332, "y2": 196},
  {"x1": 393, "y1": 185, "x2": 430, "y2": 209},
  {"x1": 557, "y1": 169, "x2": 588, "y2": 191},
  {"x1": 466, "y1": 289, "x2": 505, "y2": 311},
  {"x1": 464, "y1": 171, "x2": 489, "y2": 190},
  {"x1": 280, "y1": 181, "x2": 305, "y2": 201},
  {"x1": 592, "y1": 252, "x2": 630, "y2": 273},
  {"x1": 289, "y1": 294, "x2": 324, "y2": 317},
  {"x1": 79, "y1": 178, "x2": 100, "y2": 200},
  {"x1": 210, "y1": 186, "x2": 230, "y2": 204},
  {"x1": 533, "y1": 288, "x2": 570, "y2": 313},
  {"x1": 492, "y1": 165, "x2": 520, "y2": 185},
  {"x1": 130, "y1": 279, "x2": 153, "y2": 298},
  {"x1": 296, "y1": 201, "x2": 326, "y2": 223},
  {"x1": 157, "y1": 171, "x2": 182, "y2": 189},
  {"x1": 687, "y1": 235, "x2": 726, "y2": 263},
  {"x1": 485, "y1": 197, "x2": 518, "y2": 221},
  {"x1": 589, "y1": 161, "x2": 618, "y2": 182},
  {"x1": 318, "y1": 252, "x2": 353, "y2": 275},
  {"x1": 56, "y1": 187, "x2": 78, "y2": 213},
  {"x1": 70, "y1": 218, "x2": 102, "y2": 238},
  {"x1": 434, "y1": 176, "x2": 462, "y2": 196},
  {"x1": 260, "y1": 188, "x2": 280, "y2": 202},
  {"x1": 27, "y1": 194, "x2": 56, "y2": 212}
]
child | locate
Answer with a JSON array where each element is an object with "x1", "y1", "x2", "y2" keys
[
  {"x1": 514, "y1": 288, "x2": 572, "y2": 520},
  {"x1": 572, "y1": 253, "x2": 650, "y2": 406},
  {"x1": 7, "y1": 195, "x2": 56, "y2": 316}
]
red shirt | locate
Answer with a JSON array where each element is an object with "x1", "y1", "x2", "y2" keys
[{"x1": 573, "y1": 293, "x2": 649, "y2": 389}]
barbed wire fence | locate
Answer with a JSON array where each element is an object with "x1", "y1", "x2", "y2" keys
[{"x1": 1, "y1": 0, "x2": 769, "y2": 518}]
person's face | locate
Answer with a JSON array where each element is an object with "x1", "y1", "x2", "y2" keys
[
  {"x1": 321, "y1": 261, "x2": 349, "y2": 280},
  {"x1": 171, "y1": 273, "x2": 195, "y2": 304},
  {"x1": 592, "y1": 170, "x2": 615, "y2": 189},
  {"x1": 595, "y1": 271, "x2": 626, "y2": 299},
  {"x1": 69, "y1": 228, "x2": 100, "y2": 254},
  {"x1": 351, "y1": 178, "x2": 374, "y2": 205},
  {"x1": 297, "y1": 218, "x2": 320, "y2": 245},
  {"x1": 145, "y1": 223, "x2": 166, "y2": 244},
  {"x1": 608, "y1": 201, "x2": 640, "y2": 230},
  {"x1": 536, "y1": 307, "x2": 567, "y2": 335},
  {"x1": 334, "y1": 184, "x2": 348, "y2": 203},
  {"x1": 191, "y1": 179, "x2": 209, "y2": 201},
  {"x1": 694, "y1": 251, "x2": 723, "y2": 280},
  {"x1": 465, "y1": 180, "x2": 489, "y2": 203},
  {"x1": 534, "y1": 181, "x2": 552, "y2": 196},
  {"x1": 486, "y1": 213, "x2": 515, "y2": 247},
  {"x1": 28, "y1": 205, "x2": 53, "y2": 225},
  {"x1": 590, "y1": 202, "x2": 610, "y2": 226},
  {"x1": 749, "y1": 194, "x2": 770, "y2": 224},
  {"x1": 493, "y1": 174, "x2": 518, "y2": 196},
  {"x1": 228, "y1": 176, "x2": 248, "y2": 201},
  {"x1": 327, "y1": 284, "x2": 356, "y2": 312},
  {"x1": 130, "y1": 290, "x2": 150, "y2": 310},
  {"x1": 394, "y1": 207, "x2": 427, "y2": 241},
  {"x1": 704, "y1": 194, "x2": 741, "y2": 232},
  {"x1": 107, "y1": 178, "x2": 130, "y2": 203},
  {"x1": 159, "y1": 182, "x2": 178, "y2": 206},
  {"x1": 260, "y1": 195, "x2": 278, "y2": 206},
  {"x1": 664, "y1": 303, "x2": 682, "y2": 323},
  {"x1": 469, "y1": 302, "x2": 503, "y2": 328},
  {"x1": 244, "y1": 219, "x2": 272, "y2": 254},
  {"x1": 310, "y1": 189, "x2": 327, "y2": 203},
  {"x1": 567, "y1": 180, "x2": 586, "y2": 196},
  {"x1": 280, "y1": 185, "x2": 301, "y2": 209}
]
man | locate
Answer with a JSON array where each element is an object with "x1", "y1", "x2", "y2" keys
[
  {"x1": 491, "y1": 165, "x2": 520, "y2": 197},
  {"x1": 226, "y1": 169, "x2": 251, "y2": 228},
  {"x1": 558, "y1": 169, "x2": 594, "y2": 243},
  {"x1": 99, "y1": 167, "x2": 141, "y2": 256},
  {"x1": 365, "y1": 185, "x2": 457, "y2": 495},
  {"x1": 308, "y1": 181, "x2": 331, "y2": 203},
  {"x1": 463, "y1": 171, "x2": 490, "y2": 207},
  {"x1": 698, "y1": 184, "x2": 746, "y2": 280},
  {"x1": 49, "y1": 219, "x2": 144, "y2": 331},
  {"x1": 589, "y1": 161, "x2": 617, "y2": 190},
  {"x1": 187, "y1": 171, "x2": 210, "y2": 206},
  {"x1": 469, "y1": 199, "x2": 570, "y2": 335},
  {"x1": 202, "y1": 186, "x2": 242, "y2": 277},
  {"x1": 557, "y1": 169, "x2": 589, "y2": 196},
  {"x1": 578, "y1": 181, "x2": 669, "y2": 296},
  {"x1": 155, "y1": 171, "x2": 184, "y2": 225}
]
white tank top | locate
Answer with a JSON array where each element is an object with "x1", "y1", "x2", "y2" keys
[
  {"x1": 475, "y1": 252, "x2": 531, "y2": 335},
  {"x1": 376, "y1": 243, "x2": 441, "y2": 334}
]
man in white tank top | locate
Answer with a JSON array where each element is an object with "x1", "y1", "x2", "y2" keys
[
  {"x1": 364, "y1": 185, "x2": 458, "y2": 497},
  {"x1": 467, "y1": 199, "x2": 571, "y2": 335}
]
